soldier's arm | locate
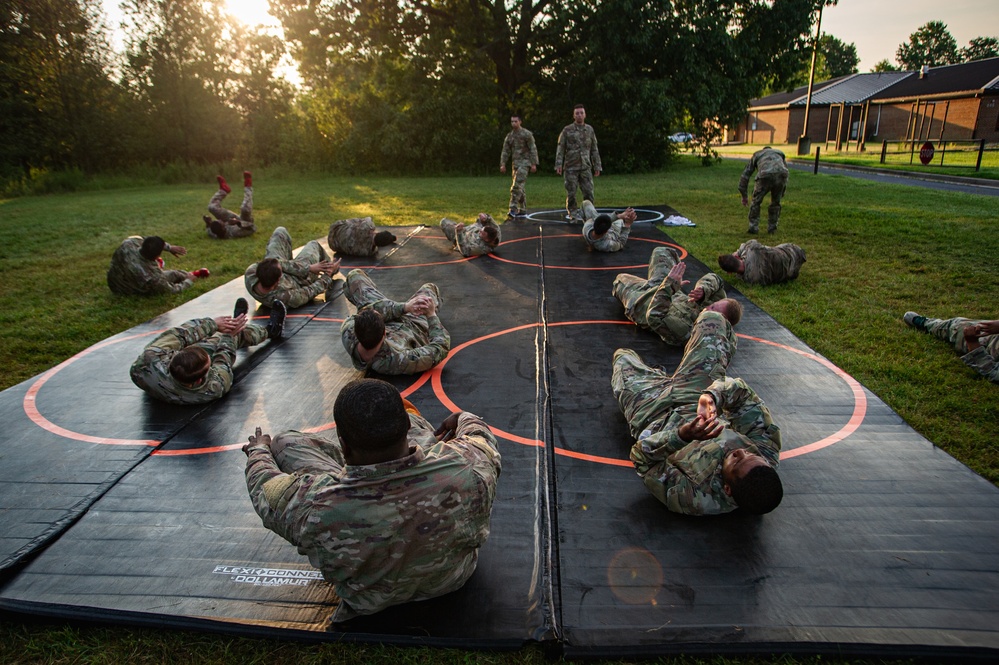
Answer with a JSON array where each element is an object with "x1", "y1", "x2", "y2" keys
[
  {"x1": 704, "y1": 378, "x2": 782, "y2": 464},
  {"x1": 148, "y1": 267, "x2": 193, "y2": 294},
  {"x1": 369, "y1": 298, "x2": 407, "y2": 322},
  {"x1": 277, "y1": 258, "x2": 312, "y2": 280},
  {"x1": 658, "y1": 469, "x2": 731, "y2": 516},
  {"x1": 244, "y1": 436, "x2": 309, "y2": 546},
  {"x1": 694, "y1": 273, "x2": 727, "y2": 305},
  {"x1": 555, "y1": 130, "x2": 566, "y2": 168},
  {"x1": 450, "y1": 412, "x2": 502, "y2": 478},
  {"x1": 275, "y1": 274, "x2": 333, "y2": 309},
  {"x1": 500, "y1": 135, "x2": 512, "y2": 167},
  {"x1": 529, "y1": 134, "x2": 539, "y2": 166},
  {"x1": 145, "y1": 318, "x2": 217, "y2": 353},
  {"x1": 629, "y1": 411, "x2": 694, "y2": 468},
  {"x1": 738, "y1": 159, "x2": 755, "y2": 195},
  {"x1": 200, "y1": 334, "x2": 239, "y2": 397},
  {"x1": 590, "y1": 128, "x2": 602, "y2": 173},
  {"x1": 376, "y1": 314, "x2": 450, "y2": 374}
]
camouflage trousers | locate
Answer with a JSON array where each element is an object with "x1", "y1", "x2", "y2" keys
[
  {"x1": 266, "y1": 226, "x2": 330, "y2": 264},
  {"x1": 748, "y1": 173, "x2": 787, "y2": 233},
  {"x1": 439, "y1": 218, "x2": 460, "y2": 245},
  {"x1": 612, "y1": 246, "x2": 680, "y2": 321},
  {"x1": 345, "y1": 269, "x2": 441, "y2": 311},
  {"x1": 611, "y1": 312, "x2": 736, "y2": 438},
  {"x1": 563, "y1": 168, "x2": 594, "y2": 218},
  {"x1": 508, "y1": 165, "x2": 530, "y2": 213},
  {"x1": 922, "y1": 316, "x2": 994, "y2": 355},
  {"x1": 209, "y1": 186, "x2": 253, "y2": 223}
]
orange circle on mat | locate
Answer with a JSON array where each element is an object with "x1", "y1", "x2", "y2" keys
[{"x1": 429, "y1": 321, "x2": 867, "y2": 466}]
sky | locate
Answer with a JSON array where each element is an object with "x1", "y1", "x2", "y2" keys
[
  {"x1": 99, "y1": 0, "x2": 999, "y2": 74},
  {"x1": 820, "y1": 0, "x2": 998, "y2": 70}
]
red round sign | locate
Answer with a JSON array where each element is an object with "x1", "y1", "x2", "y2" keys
[{"x1": 919, "y1": 141, "x2": 934, "y2": 165}]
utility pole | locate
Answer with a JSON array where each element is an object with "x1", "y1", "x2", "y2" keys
[{"x1": 798, "y1": 3, "x2": 823, "y2": 155}]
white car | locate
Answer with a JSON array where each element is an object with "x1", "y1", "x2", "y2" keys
[{"x1": 669, "y1": 132, "x2": 694, "y2": 143}]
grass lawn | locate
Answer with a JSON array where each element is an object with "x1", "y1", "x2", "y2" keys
[{"x1": 0, "y1": 158, "x2": 996, "y2": 663}]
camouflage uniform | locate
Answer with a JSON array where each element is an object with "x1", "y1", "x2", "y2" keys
[
  {"x1": 207, "y1": 186, "x2": 255, "y2": 239},
  {"x1": 341, "y1": 269, "x2": 450, "y2": 375},
  {"x1": 440, "y1": 215, "x2": 501, "y2": 257},
  {"x1": 918, "y1": 316, "x2": 999, "y2": 383},
  {"x1": 556, "y1": 122, "x2": 601, "y2": 219},
  {"x1": 107, "y1": 236, "x2": 193, "y2": 295},
  {"x1": 738, "y1": 147, "x2": 789, "y2": 233},
  {"x1": 581, "y1": 200, "x2": 630, "y2": 252},
  {"x1": 327, "y1": 217, "x2": 378, "y2": 257},
  {"x1": 613, "y1": 247, "x2": 727, "y2": 345},
  {"x1": 500, "y1": 126, "x2": 539, "y2": 214},
  {"x1": 129, "y1": 317, "x2": 269, "y2": 405},
  {"x1": 735, "y1": 240, "x2": 806, "y2": 286},
  {"x1": 612, "y1": 310, "x2": 782, "y2": 515},
  {"x1": 244, "y1": 226, "x2": 334, "y2": 309},
  {"x1": 244, "y1": 410, "x2": 501, "y2": 620}
]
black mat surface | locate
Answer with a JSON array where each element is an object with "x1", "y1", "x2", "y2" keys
[{"x1": 1, "y1": 209, "x2": 997, "y2": 658}]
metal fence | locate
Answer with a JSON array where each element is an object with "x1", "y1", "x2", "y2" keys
[{"x1": 879, "y1": 139, "x2": 998, "y2": 171}]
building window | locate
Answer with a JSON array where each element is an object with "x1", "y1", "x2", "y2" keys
[{"x1": 750, "y1": 114, "x2": 758, "y2": 131}]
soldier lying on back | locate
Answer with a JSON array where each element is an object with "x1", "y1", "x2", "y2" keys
[
  {"x1": 340, "y1": 269, "x2": 450, "y2": 375},
  {"x1": 130, "y1": 298, "x2": 285, "y2": 405}
]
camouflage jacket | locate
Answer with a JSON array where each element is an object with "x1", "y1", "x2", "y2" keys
[
  {"x1": 629, "y1": 374, "x2": 782, "y2": 516},
  {"x1": 341, "y1": 300, "x2": 451, "y2": 375},
  {"x1": 328, "y1": 217, "x2": 377, "y2": 257},
  {"x1": 244, "y1": 411, "x2": 502, "y2": 619},
  {"x1": 129, "y1": 318, "x2": 237, "y2": 405},
  {"x1": 737, "y1": 240, "x2": 806, "y2": 285},
  {"x1": 616, "y1": 272, "x2": 727, "y2": 346},
  {"x1": 963, "y1": 335, "x2": 999, "y2": 383},
  {"x1": 556, "y1": 123, "x2": 601, "y2": 172},
  {"x1": 107, "y1": 236, "x2": 192, "y2": 295},
  {"x1": 739, "y1": 147, "x2": 788, "y2": 195},
  {"x1": 455, "y1": 215, "x2": 500, "y2": 257},
  {"x1": 244, "y1": 259, "x2": 332, "y2": 309},
  {"x1": 500, "y1": 127, "x2": 539, "y2": 169},
  {"x1": 582, "y1": 217, "x2": 630, "y2": 252}
]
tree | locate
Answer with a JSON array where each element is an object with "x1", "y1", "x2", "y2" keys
[
  {"x1": 271, "y1": 0, "x2": 829, "y2": 172},
  {"x1": 0, "y1": 0, "x2": 125, "y2": 180},
  {"x1": 871, "y1": 59, "x2": 899, "y2": 72},
  {"x1": 959, "y1": 36, "x2": 999, "y2": 63},
  {"x1": 896, "y1": 21, "x2": 958, "y2": 70},
  {"x1": 821, "y1": 34, "x2": 859, "y2": 78}
]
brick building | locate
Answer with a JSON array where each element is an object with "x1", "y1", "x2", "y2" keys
[{"x1": 731, "y1": 57, "x2": 999, "y2": 149}]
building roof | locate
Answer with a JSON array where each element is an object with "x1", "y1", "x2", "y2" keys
[
  {"x1": 870, "y1": 57, "x2": 999, "y2": 101},
  {"x1": 792, "y1": 71, "x2": 912, "y2": 106},
  {"x1": 748, "y1": 76, "x2": 849, "y2": 109}
]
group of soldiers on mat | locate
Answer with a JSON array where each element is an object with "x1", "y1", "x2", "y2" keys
[{"x1": 100, "y1": 127, "x2": 997, "y2": 621}]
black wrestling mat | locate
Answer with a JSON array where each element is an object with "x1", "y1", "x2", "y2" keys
[{"x1": 1, "y1": 208, "x2": 998, "y2": 659}]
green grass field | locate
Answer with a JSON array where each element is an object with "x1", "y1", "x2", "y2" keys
[{"x1": 0, "y1": 158, "x2": 996, "y2": 663}]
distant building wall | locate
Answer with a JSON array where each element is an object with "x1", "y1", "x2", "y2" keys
[{"x1": 869, "y1": 97, "x2": 994, "y2": 141}]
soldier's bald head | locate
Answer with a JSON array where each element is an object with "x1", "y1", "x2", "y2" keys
[{"x1": 334, "y1": 379, "x2": 410, "y2": 454}]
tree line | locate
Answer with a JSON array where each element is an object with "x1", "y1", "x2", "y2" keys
[{"x1": 21, "y1": 1, "x2": 990, "y2": 194}]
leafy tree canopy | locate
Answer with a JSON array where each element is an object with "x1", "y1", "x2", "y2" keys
[
  {"x1": 871, "y1": 59, "x2": 899, "y2": 72},
  {"x1": 895, "y1": 20, "x2": 958, "y2": 69},
  {"x1": 959, "y1": 36, "x2": 999, "y2": 63}
]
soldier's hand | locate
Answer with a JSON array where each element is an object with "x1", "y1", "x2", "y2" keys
[
  {"x1": 404, "y1": 295, "x2": 429, "y2": 315},
  {"x1": 168, "y1": 244, "x2": 187, "y2": 257},
  {"x1": 555, "y1": 167, "x2": 562, "y2": 175},
  {"x1": 679, "y1": 414, "x2": 722, "y2": 443},
  {"x1": 667, "y1": 262, "x2": 688, "y2": 286},
  {"x1": 688, "y1": 286, "x2": 705, "y2": 303},
  {"x1": 530, "y1": 165, "x2": 537, "y2": 173},
  {"x1": 696, "y1": 393, "x2": 718, "y2": 421},
  {"x1": 741, "y1": 196, "x2": 749, "y2": 207},
  {"x1": 619, "y1": 207, "x2": 637, "y2": 225},
  {"x1": 243, "y1": 426, "x2": 271, "y2": 454},
  {"x1": 500, "y1": 165, "x2": 506, "y2": 173},
  {"x1": 434, "y1": 412, "x2": 462, "y2": 442}
]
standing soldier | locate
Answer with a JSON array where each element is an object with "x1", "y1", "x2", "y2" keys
[
  {"x1": 613, "y1": 247, "x2": 741, "y2": 346},
  {"x1": 717, "y1": 240, "x2": 806, "y2": 286},
  {"x1": 327, "y1": 216, "x2": 396, "y2": 257},
  {"x1": 204, "y1": 172, "x2": 256, "y2": 239},
  {"x1": 739, "y1": 146, "x2": 789, "y2": 234},
  {"x1": 107, "y1": 235, "x2": 210, "y2": 295},
  {"x1": 440, "y1": 213, "x2": 501, "y2": 257},
  {"x1": 130, "y1": 298, "x2": 285, "y2": 405},
  {"x1": 612, "y1": 309, "x2": 783, "y2": 516},
  {"x1": 499, "y1": 114, "x2": 539, "y2": 218},
  {"x1": 340, "y1": 269, "x2": 450, "y2": 376},
  {"x1": 244, "y1": 227, "x2": 341, "y2": 309},
  {"x1": 555, "y1": 104, "x2": 602, "y2": 221}
]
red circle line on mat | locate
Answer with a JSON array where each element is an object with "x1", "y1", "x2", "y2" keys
[
  {"x1": 23, "y1": 320, "x2": 865, "y2": 463},
  {"x1": 429, "y1": 321, "x2": 867, "y2": 466}
]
